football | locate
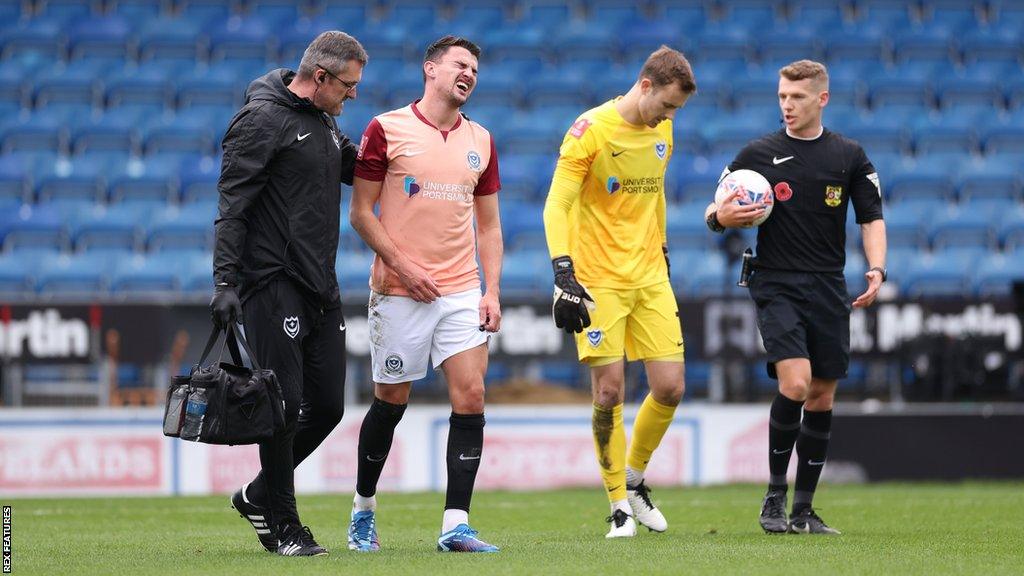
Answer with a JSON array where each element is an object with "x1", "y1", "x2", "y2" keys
[{"x1": 714, "y1": 169, "x2": 774, "y2": 226}]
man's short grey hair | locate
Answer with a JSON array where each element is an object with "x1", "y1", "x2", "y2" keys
[{"x1": 298, "y1": 31, "x2": 367, "y2": 78}]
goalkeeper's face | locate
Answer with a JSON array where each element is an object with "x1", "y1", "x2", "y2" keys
[{"x1": 639, "y1": 81, "x2": 690, "y2": 128}]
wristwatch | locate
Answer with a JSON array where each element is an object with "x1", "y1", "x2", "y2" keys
[{"x1": 869, "y1": 266, "x2": 887, "y2": 282}]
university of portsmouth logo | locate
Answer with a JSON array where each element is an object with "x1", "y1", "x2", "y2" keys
[
  {"x1": 587, "y1": 329, "x2": 603, "y2": 347},
  {"x1": 404, "y1": 176, "x2": 420, "y2": 197},
  {"x1": 654, "y1": 141, "x2": 667, "y2": 160},
  {"x1": 467, "y1": 150, "x2": 482, "y2": 171},
  {"x1": 383, "y1": 353, "x2": 404, "y2": 376},
  {"x1": 283, "y1": 316, "x2": 300, "y2": 339},
  {"x1": 606, "y1": 176, "x2": 621, "y2": 195}
]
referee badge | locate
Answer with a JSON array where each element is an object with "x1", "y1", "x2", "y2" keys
[
  {"x1": 825, "y1": 185, "x2": 843, "y2": 207},
  {"x1": 586, "y1": 329, "x2": 603, "y2": 347},
  {"x1": 654, "y1": 141, "x2": 667, "y2": 160}
]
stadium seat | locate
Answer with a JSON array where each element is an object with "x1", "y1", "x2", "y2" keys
[
  {"x1": 178, "y1": 153, "x2": 221, "y2": 203},
  {"x1": 206, "y1": 15, "x2": 274, "y2": 64},
  {"x1": 335, "y1": 250, "x2": 374, "y2": 293},
  {"x1": 882, "y1": 201, "x2": 933, "y2": 249},
  {"x1": 34, "y1": 157, "x2": 106, "y2": 203},
  {"x1": 934, "y1": 78, "x2": 1003, "y2": 110},
  {"x1": 69, "y1": 113, "x2": 138, "y2": 155},
  {"x1": 901, "y1": 248, "x2": 978, "y2": 297},
  {"x1": 70, "y1": 203, "x2": 148, "y2": 252},
  {"x1": 0, "y1": 154, "x2": 28, "y2": 203},
  {"x1": 959, "y1": 28, "x2": 1021, "y2": 66},
  {"x1": 997, "y1": 205, "x2": 1024, "y2": 251},
  {"x1": 0, "y1": 202, "x2": 67, "y2": 252},
  {"x1": 180, "y1": 250, "x2": 214, "y2": 294},
  {"x1": 36, "y1": 251, "x2": 117, "y2": 295},
  {"x1": 956, "y1": 157, "x2": 1021, "y2": 201},
  {"x1": 137, "y1": 17, "x2": 207, "y2": 65},
  {"x1": 67, "y1": 15, "x2": 133, "y2": 62},
  {"x1": 0, "y1": 251, "x2": 37, "y2": 296},
  {"x1": 146, "y1": 203, "x2": 217, "y2": 251},
  {"x1": 141, "y1": 114, "x2": 217, "y2": 156},
  {"x1": 0, "y1": 18, "x2": 66, "y2": 61},
  {"x1": 974, "y1": 252, "x2": 1024, "y2": 297},
  {"x1": 501, "y1": 251, "x2": 549, "y2": 296},
  {"x1": 107, "y1": 157, "x2": 180, "y2": 204},
  {"x1": 926, "y1": 204, "x2": 995, "y2": 250},
  {"x1": 110, "y1": 252, "x2": 184, "y2": 294}
]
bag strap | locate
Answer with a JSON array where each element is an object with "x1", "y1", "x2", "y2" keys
[
  {"x1": 196, "y1": 324, "x2": 245, "y2": 369},
  {"x1": 229, "y1": 323, "x2": 262, "y2": 371}
]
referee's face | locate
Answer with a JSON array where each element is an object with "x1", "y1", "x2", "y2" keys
[
  {"x1": 639, "y1": 81, "x2": 691, "y2": 128},
  {"x1": 778, "y1": 77, "x2": 828, "y2": 136}
]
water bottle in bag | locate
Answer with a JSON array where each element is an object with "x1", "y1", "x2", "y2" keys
[{"x1": 180, "y1": 387, "x2": 209, "y2": 441}]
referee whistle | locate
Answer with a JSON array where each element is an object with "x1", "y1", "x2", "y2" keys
[{"x1": 737, "y1": 248, "x2": 754, "y2": 287}]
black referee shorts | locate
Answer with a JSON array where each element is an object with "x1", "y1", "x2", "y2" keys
[{"x1": 747, "y1": 269, "x2": 851, "y2": 380}]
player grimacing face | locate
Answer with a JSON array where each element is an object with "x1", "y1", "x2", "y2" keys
[
  {"x1": 638, "y1": 80, "x2": 691, "y2": 128},
  {"x1": 428, "y1": 46, "x2": 478, "y2": 107},
  {"x1": 778, "y1": 76, "x2": 828, "y2": 137}
]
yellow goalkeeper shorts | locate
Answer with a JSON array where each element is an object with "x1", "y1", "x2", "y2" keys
[{"x1": 574, "y1": 280, "x2": 684, "y2": 363}]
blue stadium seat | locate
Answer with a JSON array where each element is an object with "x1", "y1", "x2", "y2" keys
[
  {"x1": 521, "y1": 0, "x2": 574, "y2": 32},
  {"x1": 180, "y1": 250, "x2": 214, "y2": 294},
  {"x1": 617, "y1": 19, "x2": 682, "y2": 65},
  {"x1": 956, "y1": 156, "x2": 1021, "y2": 201},
  {"x1": 501, "y1": 251, "x2": 548, "y2": 296},
  {"x1": 883, "y1": 200, "x2": 933, "y2": 249},
  {"x1": 141, "y1": 113, "x2": 217, "y2": 155},
  {"x1": 69, "y1": 112, "x2": 138, "y2": 155},
  {"x1": 206, "y1": 15, "x2": 274, "y2": 64},
  {"x1": 107, "y1": 0, "x2": 164, "y2": 25},
  {"x1": 996, "y1": 204, "x2": 1024, "y2": 251},
  {"x1": 0, "y1": 202, "x2": 67, "y2": 252},
  {"x1": 679, "y1": 251, "x2": 729, "y2": 297},
  {"x1": 501, "y1": 199, "x2": 545, "y2": 251},
  {"x1": 885, "y1": 157, "x2": 957, "y2": 202},
  {"x1": 70, "y1": 203, "x2": 149, "y2": 252},
  {"x1": 0, "y1": 154, "x2": 28, "y2": 203},
  {"x1": 934, "y1": 77, "x2": 1003, "y2": 110},
  {"x1": 959, "y1": 28, "x2": 1021, "y2": 66},
  {"x1": 248, "y1": 0, "x2": 301, "y2": 27},
  {"x1": 980, "y1": 123, "x2": 1024, "y2": 155},
  {"x1": 892, "y1": 29, "x2": 954, "y2": 65},
  {"x1": 825, "y1": 31, "x2": 889, "y2": 67},
  {"x1": 449, "y1": 5, "x2": 505, "y2": 30},
  {"x1": 843, "y1": 124, "x2": 908, "y2": 156},
  {"x1": 179, "y1": 153, "x2": 221, "y2": 203},
  {"x1": 105, "y1": 66, "x2": 174, "y2": 108},
  {"x1": 34, "y1": 157, "x2": 106, "y2": 202},
  {"x1": 67, "y1": 15, "x2": 133, "y2": 61},
  {"x1": 692, "y1": 28, "x2": 751, "y2": 66},
  {"x1": 0, "y1": 251, "x2": 37, "y2": 295},
  {"x1": 540, "y1": 360, "x2": 585, "y2": 388},
  {"x1": 335, "y1": 250, "x2": 374, "y2": 293},
  {"x1": 107, "y1": 157, "x2": 180, "y2": 203},
  {"x1": 137, "y1": 17, "x2": 206, "y2": 65},
  {"x1": 912, "y1": 123, "x2": 977, "y2": 155},
  {"x1": 36, "y1": 251, "x2": 117, "y2": 295},
  {"x1": 178, "y1": 0, "x2": 234, "y2": 26},
  {"x1": 901, "y1": 248, "x2": 978, "y2": 297},
  {"x1": 31, "y1": 67, "x2": 99, "y2": 108},
  {"x1": 867, "y1": 77, "x2": 932, "y2": 109},
  {"x1": 36, "y1": 0, "x2": 96, "y2": 22},
  {"x1": 974, "y1": 252, "x2": 1024, "y2": 297},
  {"x1": 146, "y1": 203, "x2": 217, "y2": 251},
  {"x1": 0, "y1": 19, "x2": 66, "y2": 60},
  {"x1": 110, "y1": 252, "x2": 185, "y2": 294},
  {"x1": 499, "y1": 152, "x2": 554, "y2": 202},
  {"x1": 926, "y1": 204, "x2": 995, "y2": 249},
  {"x1": 666, "y1": 201, "x2": 715, "y2": 249}
]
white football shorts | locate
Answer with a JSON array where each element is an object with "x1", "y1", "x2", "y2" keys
[{"x1": 368, "y1": 287, "x2": 489, "y2": 384}]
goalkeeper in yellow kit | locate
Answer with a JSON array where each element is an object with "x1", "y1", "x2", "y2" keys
[{"x1": 543, "y1": 46, "x2": 696, "y2": 538}]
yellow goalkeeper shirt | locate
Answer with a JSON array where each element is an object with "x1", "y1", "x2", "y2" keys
[{"x1": 543, "y1": 99, "x2": 672, "y2": 289}]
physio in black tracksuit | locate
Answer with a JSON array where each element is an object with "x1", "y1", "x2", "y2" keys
[
  {"x1": 211, "y1": 31, "x2": 367, "y2": 556},
  {"x1": 706, "y1": 60, "x2": 887, "y2": 535}
]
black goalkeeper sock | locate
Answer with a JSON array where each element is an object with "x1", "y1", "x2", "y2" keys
[
  {"x1": 768, "y1": 393, "x2": 804, "y2": 492},
  {"x1": 355, "y1": 397, "x2": 407, "y2": 498},
  {"x1": 793, "y1": 409, "x2": 833, "y2": 512},
  {"x1": 444, "y1": 412, "x2": 485, "y2": 512}
]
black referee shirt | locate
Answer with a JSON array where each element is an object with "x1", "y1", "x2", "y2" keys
[{"x1": 725, "y1": 128, "x2": 884, "y2": 273}]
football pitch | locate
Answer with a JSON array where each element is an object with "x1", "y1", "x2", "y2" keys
[{"x1": 11, "y1": 483, "x2": 1023, "y2": 576}]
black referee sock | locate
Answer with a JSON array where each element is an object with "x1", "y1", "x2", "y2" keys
[
  {"x1": 793, "y1": 409, "x2": 833, "y2": 512},
  {"x1": 444, "y1": 412, "x2": 485, "y2": 512},
  {"x1": 768, "y1": 393, "x2": 805, "y2": 492},
  {"x1": 355, "y1": 397, "x2": 407, "y2": 498}
]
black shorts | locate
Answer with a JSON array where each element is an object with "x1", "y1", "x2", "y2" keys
[{"x1": 747, "y1": 269, "x2": 851, "y2": 380}]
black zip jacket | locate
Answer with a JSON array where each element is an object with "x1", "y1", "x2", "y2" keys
[{"x1": 213, "y1": 68, "x2": 357, "y2": 308}]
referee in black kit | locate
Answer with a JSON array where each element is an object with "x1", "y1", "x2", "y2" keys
[
  {"x1": 705, "y1": 60, "x2": 887, "y2": 535},
  {"x1": 210, "y1": 32, "x2": 367, "y2": 556}
]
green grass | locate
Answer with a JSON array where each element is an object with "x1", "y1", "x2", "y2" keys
[{"x1": 10, "y1": 483, "x2": 1024, "y2": 575}]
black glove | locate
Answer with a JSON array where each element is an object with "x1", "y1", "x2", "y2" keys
[
  {"x1": 551, "y1": 256, "x2": 595, "y2": 334},
  {"x1": 210, "y1": 283, "x2": 242, "y2": 328},
  {"x1": 663, "y1": 245, "x2": 670, "y2": 278}
]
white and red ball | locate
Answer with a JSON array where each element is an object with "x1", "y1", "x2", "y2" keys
[{"x1": 714, "y1": 169, "x2": 774, "y2": 226}]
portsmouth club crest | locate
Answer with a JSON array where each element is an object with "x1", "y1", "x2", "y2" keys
[
  {"x1": 467, "y1": 150, "x2": 482, "y2": 171},
  {"x1": 283, "y1": 316, "x2": 300, "y2": 339},
  {"x1": 383, "y1": 353, "x2": 404, "y2": 376},
  {"x1": 587, "y1": 329, "x2": 603, "y2": 347},
  {"x1": 825, "y1": 185, "x2": 843, "y2": 207},
  {"x1": 654, "y1": 141, "x2": 667, "y2": 160}
]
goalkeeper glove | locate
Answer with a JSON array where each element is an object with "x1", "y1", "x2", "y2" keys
[{"x1": 551, "y1": 256, "x2": 595, "y2": 334}]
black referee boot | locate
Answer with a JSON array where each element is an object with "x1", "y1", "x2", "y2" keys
[{"x1": 759, "y1": 489, "x2": 789, "y2": 534}]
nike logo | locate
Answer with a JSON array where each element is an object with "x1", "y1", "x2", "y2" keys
[
  {"x1": 458, "y1": 454, "x2": 481, "y2": 461},
  {"x1": 772, "y1": 448, "x2": 792, "y2": 454},
  {"x1": 611, "y1": 149, "x2": 625, "y2": 157},
  {"x1": 808, "y1": 459, "x2": 826, "y2": 466},
  {"x1": 366, "y1": 454, "x2": 387, "y2": 462},
  {"x1": 608, "y1": 485, "x2": 621, "y2": 492},
  {"x1": 772, "y1": 155, "x2": 794, "y2": 165},
  {"x1": 403, "y1": 149, "x2": 426, "y2": 157},
  {"x1": 297, "y1": 132, "x2": 311, "y2": 141}
]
